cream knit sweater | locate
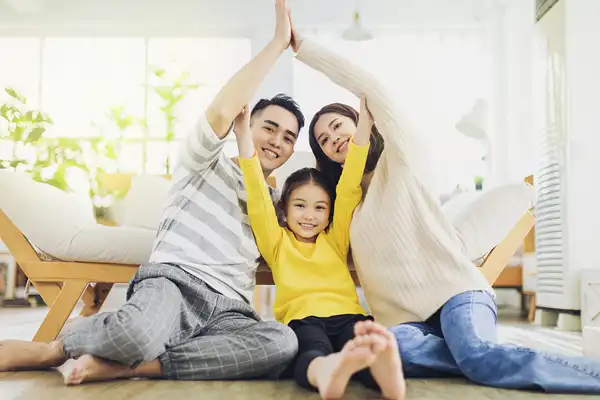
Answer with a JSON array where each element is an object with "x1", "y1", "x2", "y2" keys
[{"x1": 297, "y1": 39, "x2": 490, "y2": 328}]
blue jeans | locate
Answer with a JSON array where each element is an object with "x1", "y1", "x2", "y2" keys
[{"x1": 390, "y1": 290, "x2": 600, "y2": 393}]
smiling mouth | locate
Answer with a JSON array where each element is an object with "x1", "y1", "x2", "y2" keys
[
  {"x1": 262, "y1": 148, "x2": 279, "y2": 159},
  {"x1": 299, "y1": 223, "x2": 317, "y2": 230},
  {"x1": 336, "y1": 139, "x2": 349, "y2": 153}
]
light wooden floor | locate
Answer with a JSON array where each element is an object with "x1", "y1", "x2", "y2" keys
[{"x1": 0, "y1": 304, "x2": 597, "y2": 400}]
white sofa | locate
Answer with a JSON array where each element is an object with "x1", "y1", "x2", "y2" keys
[{"x1": 0, "y1": 164, "x2": 535, "y2": 278}]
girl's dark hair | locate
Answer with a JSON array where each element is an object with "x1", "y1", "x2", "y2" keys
[
  {"x1": 277, "y1": 167, "x2": 336, "y2": 225},
  {"x1": 308, "y1": 103, "x2": 385, "y2": 188}
]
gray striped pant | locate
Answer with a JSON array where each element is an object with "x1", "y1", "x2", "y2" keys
[{"x1": 62, "y1": 263, "x2": 298, "y2": 380}]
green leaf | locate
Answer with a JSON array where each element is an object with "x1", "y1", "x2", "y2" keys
[
  {"x1": 23, "y1": 110, "x2": 36, "y2": 122},
  {"x1": 5, "y1": 87, "x2": 25, "y2": 103},
  {"x1": 45, "y1": 177, "x2": 69, "y2": 192},
  {"x1": 0, "y1": 105, "x2": 10, "y2": 121},
  {"x1": 154, "y1": 86, "x2": 174, "y2": 102},
  {"x1": 9, "y1": 159, "x2": 28, "y2": 169},
  {"x1": 0, "y1": 104, "x2": 19, "y2": 122},
  {"x1": 10, "y1": 125, "x2": 24, "y2": 141},
  {"x1": 34, "y1": 111, "x2": 52, "y2": 124},
  {"x1": 152, "y1": 67, "x2": 166, "y2": 78},
  {"x1": 27, "y1": 127, "x2": 46, "y2": 143},
  {"x1": 173, "y1": 93, "x2": 184, "y2": 104}
]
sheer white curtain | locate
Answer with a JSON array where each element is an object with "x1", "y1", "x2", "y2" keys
[{"x1": 293, "y1": 29, "x2": 491, "y2": 195}]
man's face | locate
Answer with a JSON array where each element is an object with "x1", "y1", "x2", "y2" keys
[{"x1": 250, "y1": 105, "x2": 299, "y2": 174}]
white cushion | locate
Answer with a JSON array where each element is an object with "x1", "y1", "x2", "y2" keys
[
  {"x1": 67, "y1": 225, "x2": 155, "y2": 265},
  {"x1": 0, "y1": 171, "x2": 97, "y2": 259},
  {"x1": 0, "y1": 171, "x2": 156, "y2": 265},
  {"x1": 122, "y1": 175, "x2": 172, "y2": 230},
  {"x1": 444, "y1": 182, "x2": 535, "y2": 262}
]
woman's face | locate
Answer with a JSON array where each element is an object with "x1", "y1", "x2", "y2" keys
[{"x1": 313, "y1": 112, "x2": 357, "y2": 164}]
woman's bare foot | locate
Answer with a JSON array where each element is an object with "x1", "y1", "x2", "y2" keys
[
  {"x1": 0, "y1": 340, "x2": 66, "y2": 371},
  {"x1": 308, "y1": 336, "x2": 379, "y2": 400},
  {"x1": 355, "y1": 321, "x2": 406, "y2": 399},
  {"x1": 58, "y1": 355, "x2": 162, "y2": 385}
]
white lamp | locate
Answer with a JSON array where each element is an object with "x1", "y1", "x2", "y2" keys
[
  {"x1": 455, "y1": 98, "x2": 488, "y2": 141},
  {"x1": 342, "y1": 9, "x2": 373, "y2": 42},
  {"x1": 455, "y1": 98, "x2": 490, "y2": 191},
  {"x1": 456, "y1": 98, "x2": 490, "y2": 156}
]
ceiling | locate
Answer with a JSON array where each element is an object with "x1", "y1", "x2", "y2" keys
[{"x1": 0, "y1": 0, "x2": 516, "y2": 36}]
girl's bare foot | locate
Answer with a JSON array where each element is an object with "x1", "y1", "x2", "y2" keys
[
  {"x1": 355, "y1": 321, "x2": 406, "y2": 399},
  {"x1": 0, "y1": 340, "x2": 66, "y2": 371},
  {"x1": 308, "y1": 335, "x2": 379, "y2": 400},
  {"x1": 58, "y1": 355, "x2": 162, "y2": 385}
]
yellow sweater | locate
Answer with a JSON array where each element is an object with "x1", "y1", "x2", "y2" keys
[{"x1": 240, "y1": 142, "x2": 369, "y2": 325}]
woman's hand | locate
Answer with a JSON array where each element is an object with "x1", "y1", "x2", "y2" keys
[
  {"x1": 273, "y1": 0, "x2": 292, "y2": 51},
  {"x1": 354, "y1": 95, "x2": 374, "y2": 146},
  {"x1": 289, "y1": 10, "x2": 303, "y2": 53},
  {"x1": 233, "y1": 106, "x2": 255, "y2": 158}
]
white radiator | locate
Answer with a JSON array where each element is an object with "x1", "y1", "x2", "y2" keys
[{"x1": 534, "y1": 0, "x2": 581, "y2": 312}]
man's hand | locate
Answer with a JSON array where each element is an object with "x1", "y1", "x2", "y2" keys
[
  {"x1": 354, "y1": 95, "x2": 374, "y2": 146},
  {"x1": 274, "y1": 0, "x2": 292, "y2": 50},
  {"x1": 234, "y1": 106, "x2": 255, "y2": 159},
  {"x1": 205, "y1": 0, "x2": 292, "y2": 139}
]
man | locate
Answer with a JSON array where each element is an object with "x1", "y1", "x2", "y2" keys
[{"x1": 0, "y1": 0, "x2": 302, "y2": 384}]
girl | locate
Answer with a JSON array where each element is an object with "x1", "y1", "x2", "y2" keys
[
  {"x1": 232, "y1": 98, "x2": 405, "y2": 400},
  {"x1": 289, "y1": 25, "x2": 600, "y2": 394}
]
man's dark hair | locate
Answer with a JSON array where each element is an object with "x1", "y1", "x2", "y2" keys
[{"x1": 250, "y1": 93, "x2": 305, "y2": 132}]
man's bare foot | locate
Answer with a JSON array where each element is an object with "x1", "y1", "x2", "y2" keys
[
  {"x1": 58, "y1": 355, "x2": 162, "y2": 385},
  {"x1": 355, "y1": 321, "x2": 406, "y2": 399},
  {"x1": 308, "y1": 335, "x2": 379, "y2": 400},
  {"x1": 0, "y1": 340, "x2": 66, "y2": 371},
  {"x1": 60, "y1": 355, "x2": 135, "y2": 385}
]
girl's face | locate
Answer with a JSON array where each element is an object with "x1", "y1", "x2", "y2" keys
[
  {"x1": 285, "y1": 182, "x2": 331, "y2": 243},
  {"x1": 313, "y1": 112, "x2": 357, "y2": 165}
]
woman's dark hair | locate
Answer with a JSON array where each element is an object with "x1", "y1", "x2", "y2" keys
[
  {"x1": 277, "y1": 167, "x2": 336, "y2": 225},
  {"x1": 308, "y1": 103, "x2": 384, "y2": 188}
]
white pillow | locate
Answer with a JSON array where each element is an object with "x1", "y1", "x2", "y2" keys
[
  {"x1": 445, "y1": 182, "x2": 535, "y2": 262},
  {"x1": 123, "y1": 175, "x2": 172, "y2": 230},
  {"x1": 0, "y1": 171, "x2": 96, "y2": 258},
  {"x1": 67, "y1": 225, "x2": 156, "y2": 264}
]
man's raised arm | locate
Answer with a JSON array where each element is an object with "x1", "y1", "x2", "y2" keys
[{"x1": 207, "y1": 0, "x2": 292, "y2": 138}]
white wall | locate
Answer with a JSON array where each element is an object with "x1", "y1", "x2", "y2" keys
[
  {"x1": 488, "y1": 0, "x2": 536, "y2": 187},
  {"x1": 564, "y1": 0, "x2": 600, "y2": 273}
]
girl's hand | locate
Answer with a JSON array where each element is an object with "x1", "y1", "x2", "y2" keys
[
  {"x1": 354, "y1": 95, "x2": 374, "y2": 146},
  {"x1": 233, "y1": 106, "x2": 251, "y2": 137},
  {"x1": 234, "y1": 106, "x2": 255, "y2": 158}
]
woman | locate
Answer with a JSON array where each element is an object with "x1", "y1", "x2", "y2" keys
[{"x1": 289, "y1": 26, "x2": 600, "y2": 393}]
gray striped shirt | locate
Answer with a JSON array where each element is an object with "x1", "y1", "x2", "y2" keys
[{"x1": 149, "y1": 114, "x2": 277, "y2": 303}]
